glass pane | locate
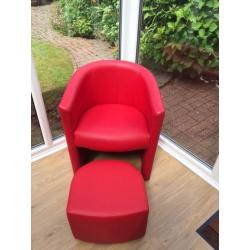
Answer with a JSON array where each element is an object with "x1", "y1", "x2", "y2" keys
[
  {"x1": 139, "y1": 0, "x2": 219, "y2": 167},
  {"x1": 31, "y1": 97, "x2": 44, "y2": 147},
  {"x1": 31, "y1": 0, "x2": 120, "y2": 139}
]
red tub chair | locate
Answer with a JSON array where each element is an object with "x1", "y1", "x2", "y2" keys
[{"x1": 58, "y1": 60, "x2": 165, "y2": 180}]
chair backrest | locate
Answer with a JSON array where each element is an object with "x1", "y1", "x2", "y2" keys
[{"x1": 75, "y1": 60, "x2": 158, "y2": 117}]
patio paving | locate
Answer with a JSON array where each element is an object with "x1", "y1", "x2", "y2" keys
[
  {"x1": 31, "y1": 3, "x2": 218, "y2": 166},
  {"x1": 159, "y1": 77, "x2": 219, "y2": 166}
]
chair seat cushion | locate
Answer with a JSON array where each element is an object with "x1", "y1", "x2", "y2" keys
[
  {"x1": 74, "y1": 104, "x2": 150, "y2": 151},
  {"x1": 67, "y1": 160, "x2": 149, "y2": 243}
]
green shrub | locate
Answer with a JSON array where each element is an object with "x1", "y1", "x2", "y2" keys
[
  {"x1": 53, "y1": 0, "x2": 218, "y2": 77},
  {"x1": 55, "y1": 0, "x2": 119, "y2": 43},
  {"x1": 93, "y1": 0, "x2": 119, "y2": 45},
  {"x1": 140, "y1": 0, "x2": 219, "y2": 77},
  {"x1": 59, "y1": 0, "x2": 94, "y2": 38},
  {"x1": 71, "y1": 17, "x2": 93, "y2": 37},
  {"x1": 51, "y1": 2, "x2": 68, "y2": 35}
]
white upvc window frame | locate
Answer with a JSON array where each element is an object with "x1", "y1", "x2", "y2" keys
[
  {"x1": 31, "y1": 57, "x2": 52, "y2": 147},
  {"x1": 31, "y1": 0, "x2": 219, "y2": 189},
  {"x1": 120, "y1": 0, "x2": 141, "y2": 62},
  {"x1": 31, "y1": 57, "x2": 66, "y2": 162}
]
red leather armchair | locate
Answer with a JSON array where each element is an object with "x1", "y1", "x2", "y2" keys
[{"x1": 59, "y1": 60, "x2": 165, "y2": 180}]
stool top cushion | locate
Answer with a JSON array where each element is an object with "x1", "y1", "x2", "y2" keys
[
  {"x1": 74, "y1": 104, "x2": 150, "y2": 152},
  {"x1": 67, "y1": 160, "x2": 148, "y2": 217}
]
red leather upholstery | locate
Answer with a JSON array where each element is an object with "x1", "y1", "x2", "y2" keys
[
  {"x1": 67, "y1": 160, "x2": 149, "y2": 243},
  {"x1": 59, "y1": 60, "x2": 165, "y2": 179},
  {"x1": 74, "y1": 104, "x2": 150, "y2": 151}
]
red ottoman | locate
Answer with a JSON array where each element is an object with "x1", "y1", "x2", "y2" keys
[{"x1": 67, "y1": 159, "x2": 149, "y2": 243}]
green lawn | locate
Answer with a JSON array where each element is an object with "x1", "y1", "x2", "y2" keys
[
  {"x1": 31, "y1": 38, "x2": 73, "y2": 108},
  {"x1": 31, "y1": 39, "x2": 74, "y2": 144}
]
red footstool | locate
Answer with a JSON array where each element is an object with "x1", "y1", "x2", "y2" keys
[{"x1": 67, "y1": 159, "x2": 149, "y2": 243}]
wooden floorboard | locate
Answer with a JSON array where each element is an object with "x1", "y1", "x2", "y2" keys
[{"x1": 32, "y1": 147, "x2": 218, "y2": 250}]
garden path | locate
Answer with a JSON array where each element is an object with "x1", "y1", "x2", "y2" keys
[{"x1": 31, "y1": 4, "x2": 114, "y2": 70}]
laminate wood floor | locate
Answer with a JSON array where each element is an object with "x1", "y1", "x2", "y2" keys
[{"x1": 32, "y1": 147, "x2": 218, "y2": 250}]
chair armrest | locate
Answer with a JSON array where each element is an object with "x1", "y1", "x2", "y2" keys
[
  {"x1": 58, "y1": 67, "x2": 89, "y2": 130},
  {"x1": 58, "y1": 68, "x2": 90, "y2": 172},
  {"x1": 138, "y1": 65, "x2": 165, "y2": 133}
]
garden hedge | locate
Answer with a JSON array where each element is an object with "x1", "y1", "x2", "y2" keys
[{"x1": 53, "y1": 0, "x2": 219, "y2": 77}]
